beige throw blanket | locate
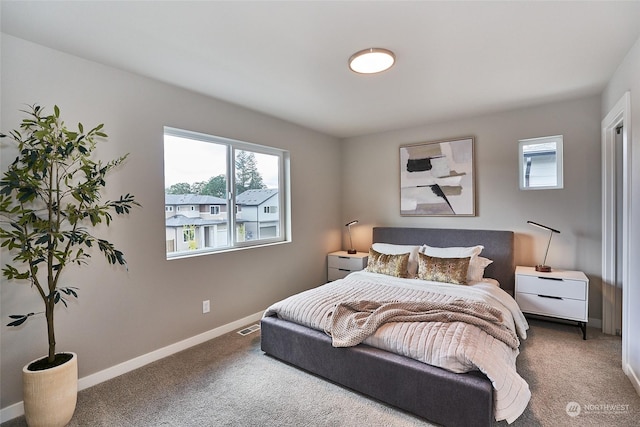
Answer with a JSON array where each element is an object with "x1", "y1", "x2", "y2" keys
[{"x1": 325, "y1": 299, "x2": 520, "y2": 349}]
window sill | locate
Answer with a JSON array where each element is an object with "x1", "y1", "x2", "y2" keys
[{"x1": 166, "y1": 239, "x2": 291, "y2": 261}]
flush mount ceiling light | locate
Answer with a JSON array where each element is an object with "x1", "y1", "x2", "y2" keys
[{"x1": 348, "y1": 48, "x2": 395, "y2": 74}]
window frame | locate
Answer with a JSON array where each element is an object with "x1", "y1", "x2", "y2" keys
[
  {"x1": 164, "y1": 127, "x2": 290, "y2": 259},
  {"x1": 518, "y1": 135, "x2": 564, "y2": 190}
]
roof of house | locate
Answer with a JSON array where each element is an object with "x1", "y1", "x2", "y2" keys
[
  {"x1": 165, "y1": 194, "x2": 227, "y2": 205},
  {"x1": 236, "y1": 189, "x2": 278, "y2": 206}
]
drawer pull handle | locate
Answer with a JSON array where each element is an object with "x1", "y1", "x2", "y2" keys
[
  {"x1": 338, "y1": 268, "x2": 350, "y2": 272},
  {"x1": 538, "y1": 294, "x2": 562, "y2": 300},
  {"x1": 538, "y1": 276, "x2": 563, "y2": 281},
  {"x1": 338, "y1": 256, "x2": 350, "y2": 259}
]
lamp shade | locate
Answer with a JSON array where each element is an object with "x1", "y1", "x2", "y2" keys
[{"x1": 527, "y1": 220, "x2": 560, "y2": 234}]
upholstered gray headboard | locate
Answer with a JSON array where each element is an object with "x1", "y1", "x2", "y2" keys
[{"x1": 372, "y1": 227, "x2": 515, "y2": 295}]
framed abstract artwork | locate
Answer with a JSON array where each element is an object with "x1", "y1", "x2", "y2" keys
[{"x1": 400, "y1": 137, "x2": 475, "y2": 216}]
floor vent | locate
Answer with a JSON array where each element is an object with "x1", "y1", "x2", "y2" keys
[{"x1": 237, "y1": 324, "x2": 261, "y2": 336}]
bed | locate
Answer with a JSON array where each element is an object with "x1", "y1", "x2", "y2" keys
[{"x1": 261, "y1": 227, "x2": 529, "y2": 426}]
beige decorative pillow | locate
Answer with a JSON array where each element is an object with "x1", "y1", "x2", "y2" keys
[
  {"x1": 417, "y1": 253, "x2": 471, "y2": 285},
  {"x1": 365, "y1": 248, "x2": 410, "y2": 278},
  {"x1": 371, "y1": 243, "x2": 420, "y2": 277},
  {"x1": 420, "y1": 244, "x2": 485, "y2": 283}
]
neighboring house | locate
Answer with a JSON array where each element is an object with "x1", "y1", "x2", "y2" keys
[
  {"x1": 235, "y1": 189, "x2": 280, "y2": 241},
  {"x1": 165, "y1": 190, "x2": 278, "y2": 253},
  {"x1": 165, "y1": 194, "x2": 231, "y2": 253}
]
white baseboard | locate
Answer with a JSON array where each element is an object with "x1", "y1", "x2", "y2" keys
[
  {"x1": 625, "y1": 362, "x2": 640, "y2": 397},
  {"x1": 0, "y1": 311, "x2": 264, "y2": 423},
  {"x1": 0, "y1": 403, "x2": 23, "y2": 425}
]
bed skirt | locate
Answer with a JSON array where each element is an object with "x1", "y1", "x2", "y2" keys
[{"x1": 261, "y1": 314, "x2": 493, "y2": 427}]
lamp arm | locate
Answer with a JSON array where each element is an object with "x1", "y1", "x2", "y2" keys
[
  {"x1": 541, "y1": 230, "x2": 554, "y2": 266},
  {"x1": 348, "y1": 227, "x2": 353, "y2": 250}
]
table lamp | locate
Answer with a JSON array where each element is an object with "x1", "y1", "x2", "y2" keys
[
  {"x1": 345, "y1": 220, "x2": 359, "y2": 254},
  {"x1": 527, "y1": 220, "x2": 560, "y2": 272}
]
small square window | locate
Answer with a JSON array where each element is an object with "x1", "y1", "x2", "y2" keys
[{"x1": 519, "y1": 135, "x2": 563, "y2": 190}]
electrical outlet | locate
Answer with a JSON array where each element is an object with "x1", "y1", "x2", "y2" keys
[{"x1": 202, "y1": 300, "x2": 210, "y2": 314}]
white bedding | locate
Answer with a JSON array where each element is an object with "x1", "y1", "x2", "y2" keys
[{"x1": 264, "y1": 270, "x2": 531, "y2": 423}]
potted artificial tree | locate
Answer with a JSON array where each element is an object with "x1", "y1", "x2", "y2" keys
[{"x1": 0, "y1": 105, "x2": 139, "y2": 426}]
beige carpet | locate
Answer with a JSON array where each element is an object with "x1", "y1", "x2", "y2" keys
[
  {"x1": 2, "y1": 318, "x2": 639, "y2": 426},
  {"x1": 501, "y1": 319, "x2": 639, "y2": 427}
]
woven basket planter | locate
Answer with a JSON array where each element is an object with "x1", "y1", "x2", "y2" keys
[{"x1": 22, "y1": 352, "x2": 78, "y2": 427}]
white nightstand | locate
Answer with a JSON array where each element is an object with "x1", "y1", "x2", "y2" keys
[
  {"x1": 327, "y1": 251, "x2": 369, "y2": 281},
  {"x1": 515, "y1": 266, "x2": 589, "y2": 339}
]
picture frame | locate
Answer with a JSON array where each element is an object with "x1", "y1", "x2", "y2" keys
[{"x1": 400, "y1": 137, "x2": 475, "y2": 216}]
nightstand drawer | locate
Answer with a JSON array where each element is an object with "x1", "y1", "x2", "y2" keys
[
  {"x1": 328, "y1": 254, "x2": 367, "y2": 270},
  {"x1": 328, "y1": 268, "x2": 352, "y2": 281},
  {"x1": 327, "y1": 251, "x2": 368, "y2": 281},
  {"x1": 516, "y1": 274, "x2": 586, "y2": 300},
  {"x1": 516, "y1": 292, "x2": 587, "y2": 322}
]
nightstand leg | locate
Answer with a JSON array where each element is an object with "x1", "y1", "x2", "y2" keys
[{"x1": 579, "y1": 322, "x2": 587, "y2": 340}]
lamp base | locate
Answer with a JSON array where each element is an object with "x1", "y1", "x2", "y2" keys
[
  {"x1": 535, "y1": 265, "x2": 551, "y2": 272},
  {"x1": 347, "y1": 249, "x2": 357, "y2": 254}
]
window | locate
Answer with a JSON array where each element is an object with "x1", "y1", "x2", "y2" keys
[
  {"x1": 165, "y1": 206, "x2": 173, "y2": 212},
  {"x1": 164, "y1": 127, "x2": 290, "y2": 258},
  {"x1": 183, "y1": 226, "x2": 195, "y2": 243},
  {"x1": 518, "y1": 135, "x2": 563, "y2": 190}
]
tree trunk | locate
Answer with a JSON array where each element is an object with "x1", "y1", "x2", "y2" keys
[{"x1": 46, "y1": 294, "x2": 56, "y2": 364}]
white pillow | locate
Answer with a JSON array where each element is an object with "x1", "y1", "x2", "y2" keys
[
  {"x1": 420, "y1": 244, "x2": 483, "y2": 259},
  {"x1": 468, "y1": 256, "x2": 493, "y2": 282},
  {"x1": 371, "y1": 243, "x2": 420, "y2": 277},
  {"x1": 420, "y1": 244, "x2": 485, "y2": 282}
]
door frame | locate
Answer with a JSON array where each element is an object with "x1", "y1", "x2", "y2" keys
[{"x1": 601, "y1": 91, "x2": 630, "y2": 370}]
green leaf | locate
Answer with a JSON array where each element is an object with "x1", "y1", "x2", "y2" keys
[{"x1": 7, "y1": 313, "x2": 35, "y2": 327}]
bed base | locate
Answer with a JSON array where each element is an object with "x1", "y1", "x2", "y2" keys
[{"x1": 261, "y1": 315, "x2": 493, "y2": 427}]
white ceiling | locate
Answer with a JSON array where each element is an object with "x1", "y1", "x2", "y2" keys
[{"x1": 3, "y1": 1, "x2": 640, "y2": 138}]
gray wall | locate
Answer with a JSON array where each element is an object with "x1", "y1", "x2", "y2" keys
[
  {"x1": 340, "y1": 95, "x2": 603, "y2": 319},
  {"x1": 0, "y1": 35, "x2": 342, "y2": 408},
  {"x1": 602, "y1": 35, "x2": 640, "y2": 395}
]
